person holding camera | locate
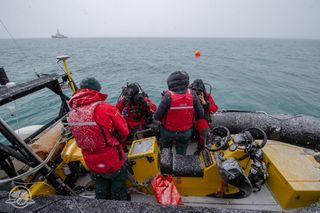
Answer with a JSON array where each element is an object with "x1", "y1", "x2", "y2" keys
[
  {"x1": 190, "y1": 79, "x2": 218, "y2": 122},
  {"x1": 116, "y1": 83, "x2": 157, "y2": 145},
  {"x1": 190, "y1": 79, "x2": 218, "y2": 153}
]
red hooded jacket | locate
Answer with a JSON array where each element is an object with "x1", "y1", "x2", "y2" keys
[{"x1": 67, "y1": 89, "x2": 129, "y2": 174}]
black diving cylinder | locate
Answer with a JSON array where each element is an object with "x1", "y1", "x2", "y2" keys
[{"x1": 0, "y1": 67, "x2": 9, "y2": 85}]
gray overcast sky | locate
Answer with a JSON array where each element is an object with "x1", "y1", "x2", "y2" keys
[{"x1": 0, "y1": 0, "x2": 320, "y2": 39}]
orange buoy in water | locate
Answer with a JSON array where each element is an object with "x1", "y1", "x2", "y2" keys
[{"x1": 195, "y1": 50, "x2": 201, "y2": 57}]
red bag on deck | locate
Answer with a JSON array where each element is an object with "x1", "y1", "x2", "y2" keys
[{"x1": 151, "y1": 174, "x2": 183, "y2": 205}]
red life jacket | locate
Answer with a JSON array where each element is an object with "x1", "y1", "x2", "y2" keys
[
  {"x1": 163, "y1": 89, "x2": 194, "y2": 131},
  {"x1": 67, "y1": 101, "x2": 125, "y2": 174}
]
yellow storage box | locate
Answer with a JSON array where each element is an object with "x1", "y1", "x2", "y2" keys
[
  {"x1": 264, "y1": 141, "x2": 320, "y2": 209},
  {"x1": 128, "y1": 137, "x2": 159, "y2": 184}
]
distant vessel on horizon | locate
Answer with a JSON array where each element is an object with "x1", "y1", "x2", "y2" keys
[{"x1": 51, "y1": 29, "x2": 67, "y2": 38}]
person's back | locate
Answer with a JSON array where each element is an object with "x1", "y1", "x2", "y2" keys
[
  {"x1": 162, "y1": 89, "x2": 194, "y2": 132},
  {"x1": 67, "y1": 77, "x2": 129, "y2": 200},
  {"x1": 154, "y1": 71, "x2": 204, "y2": 155}
]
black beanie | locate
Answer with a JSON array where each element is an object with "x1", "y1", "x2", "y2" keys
[
  {"x1": 80, "y1": 77, "x2": 101, "y2": 91},
  {"x1": 167, "y1": 71, "x2": 189, "y2": 92}
]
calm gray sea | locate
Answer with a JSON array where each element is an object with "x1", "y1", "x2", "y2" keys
[{"x1": 0, "y1": 38, "x2": 319, "y2": 130}]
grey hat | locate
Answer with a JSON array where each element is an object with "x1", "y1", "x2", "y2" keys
[{"x1": 80, "y1": 77, "x2": 101, "y2": 91}]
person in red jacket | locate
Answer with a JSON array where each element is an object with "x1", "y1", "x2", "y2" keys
[
  {"x1": 190, "y1": 79, "x2": 219, "y2": 152},
  {"x1": 190, "y1": 79, "x2": 218, "y2": 121},
  {"x1": 116, "y1": 83, "x2": 157, "y2": 143},
  {"x1": 67, "y1": 77, "x2": 129, "y2": 200},
  {"x1": 154, "y1": 71, "x2": 205, "y2": 155}
]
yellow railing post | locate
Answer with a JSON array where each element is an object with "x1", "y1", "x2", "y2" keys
[{"x1": 56, "y1": 55, "x2": 77, "y2": 93}]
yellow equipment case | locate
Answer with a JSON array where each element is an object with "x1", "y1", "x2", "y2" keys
[
  {"x1": 128, "y1": 137, "x2": 159, "y2": 184},
  {"x1": 264, "y1": 141, "x2": 320, "y2": 209}
]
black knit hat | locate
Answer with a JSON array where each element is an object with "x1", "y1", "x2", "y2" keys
[
  {"x1": 80, "y1": 77, "x2": 101, "y2": 91},
  {"x1": 167, "y1": 71, "x2": 189, "y2": 91}
]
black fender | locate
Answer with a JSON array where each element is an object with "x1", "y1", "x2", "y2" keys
[{"x1": 211, "y1": 111, "x2": 320, "y2": 150}]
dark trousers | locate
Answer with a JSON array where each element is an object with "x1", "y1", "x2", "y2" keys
[
  {"x1": 159, "y1": 126, "x2": 192, "y2": 155},
  {"x1": 91, "y1": 165, "x2": 127, "y2": 200}
]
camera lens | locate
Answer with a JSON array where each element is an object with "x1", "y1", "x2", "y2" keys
[{"x1": 196, "y1": 89, "x2": 203, "y2": 95}]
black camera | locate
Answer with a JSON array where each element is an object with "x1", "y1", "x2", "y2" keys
[
  {"x1": 196, "y1": 89, "x2": 203, "y2": 96},
  {"x1": 134, "y1": 94, "x2": 144, "y2": 103},
  {"x1": 134, "y1": 94, "x2": 148, "y2": 107},
  {"x1": 123, "y1": 84, "x2": 139, "y2": 101}
]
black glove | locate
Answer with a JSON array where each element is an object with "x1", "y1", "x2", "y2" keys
[{"x1": 146, "y1": 119, "x2": 160, "y2": 132}]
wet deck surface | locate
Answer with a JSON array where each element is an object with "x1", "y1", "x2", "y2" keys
[
  {"x1": 130, "y1": 185, "x2": 282, "y2": 212},
  {"x1": 74, "y1": 176, "x2": 282, "y2": 211},
  {"x1": 1, "y1": 191, "x2": 319, "y2": 213}
]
